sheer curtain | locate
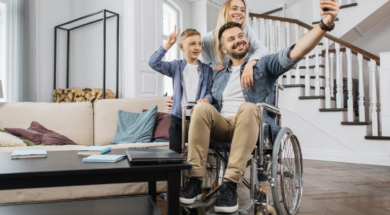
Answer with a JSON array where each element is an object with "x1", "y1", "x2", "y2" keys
[{"x1": 2, "y1": 0, "x2": 35, "y2": 102}]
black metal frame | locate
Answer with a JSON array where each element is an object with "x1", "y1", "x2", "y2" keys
[{"x1": 54, "y1": 9, "x2": 119, "y2": 99}]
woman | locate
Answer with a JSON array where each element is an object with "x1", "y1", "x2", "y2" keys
[{"x1": 165, "y1": 0, "x2": 268, "y2": 111}]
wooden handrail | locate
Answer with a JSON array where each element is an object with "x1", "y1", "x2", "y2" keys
[
  {"x1": 262, "y1": 7, "x2": 283, "y2": 15},
  {"x1": 249, "y1": 13, "x2": 380, "y2": 65}
]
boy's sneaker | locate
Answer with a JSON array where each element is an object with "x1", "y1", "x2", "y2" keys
[
  {"x1": 179, "y1": 179, "x2": 203, "y2": 204},
  {"x1": 214, "y1": 183, "x2": 239, "y2": 213}
]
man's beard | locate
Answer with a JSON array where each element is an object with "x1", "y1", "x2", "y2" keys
[{"x1": 227, "y1": 41, "x2": 249, "y2": 60}]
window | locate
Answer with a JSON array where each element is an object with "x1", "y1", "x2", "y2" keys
[
  {"x1": 0, "y1": 3, "x2": 5, "y2": 101},
  {"x1": 162, "y1": 1, "x2": 180, "y2": 96}
]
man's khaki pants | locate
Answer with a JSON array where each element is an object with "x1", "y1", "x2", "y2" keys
[{"x1": 187, "y1": 102, "x2": 261, "y2": 184}]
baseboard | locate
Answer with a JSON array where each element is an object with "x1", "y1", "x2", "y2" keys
[{"x1": 303, "y1": 149, "x2": 390, "y2": 166}]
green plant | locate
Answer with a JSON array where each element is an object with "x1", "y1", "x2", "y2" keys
[{"x1": 163, "y1": 92, "x2": 168, "y2": 97}]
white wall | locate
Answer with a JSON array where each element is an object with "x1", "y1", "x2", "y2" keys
[
  {"x1": 35, "y1": 0, "x2": 71, "y2": 102},
  {"x1": 192, "y1": 0, "x2": 208, "y2": 36},
  {"x1": 285, "y1": 0, "x2": 312, "y2": 25},
  {"x1": 245, "y1": 0, "x2": 302, "y2": 14},
  {"x1": 67, "y1": 0, "x2": 124, "y2": 98},
  {"x1": 35, "y1": 0, "x2": 124, "y2": 102},
  {"x1": 172, "y1": 0, "x2": 192, "y2": 30}
]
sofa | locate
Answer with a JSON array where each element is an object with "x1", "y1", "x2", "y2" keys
[{"x1": 0, "y1": 97, "x2": 170, "y2": 204}]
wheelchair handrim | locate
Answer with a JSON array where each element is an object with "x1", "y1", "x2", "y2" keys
[{"x1": 271, "y1": 127, "x2": 304, "y2": 215}]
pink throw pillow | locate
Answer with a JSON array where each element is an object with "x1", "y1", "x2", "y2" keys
[{"x1": 6, "y1": 121, "x2": 77, "y2": 145}]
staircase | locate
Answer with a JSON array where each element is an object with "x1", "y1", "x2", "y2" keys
[{"x1": 249, "y1": 12, "x2": 390, "y2": 166}]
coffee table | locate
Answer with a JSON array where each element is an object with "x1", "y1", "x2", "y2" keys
[{"x1": 0, "y1": 148, "x2": 191, "y2": 215}]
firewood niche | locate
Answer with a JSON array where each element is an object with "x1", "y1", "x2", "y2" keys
[{"x1": 52, "y1": 88, "x2": 115, "y2": 106}]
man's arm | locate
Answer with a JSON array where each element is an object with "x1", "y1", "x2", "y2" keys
[{"x1": 289, "y1": 0, "x2": 340, "y2": 59}]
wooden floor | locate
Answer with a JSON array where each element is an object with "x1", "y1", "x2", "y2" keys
[{"x1": 157, "y1": 159, "x2": 390, "y2": 215}]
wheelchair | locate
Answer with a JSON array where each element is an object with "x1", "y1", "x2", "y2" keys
[{"x1": 163, "y1": 84, "x2": 303, "y2": 215}]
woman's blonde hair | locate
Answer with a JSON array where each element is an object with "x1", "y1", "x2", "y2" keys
[{"x1": 213, "y1": 0, "x2": 247, "y2": 65}]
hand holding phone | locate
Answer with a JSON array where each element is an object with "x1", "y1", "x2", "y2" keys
[{"x1": 321, "y1": 0, "x2": 330, "y2": 11}]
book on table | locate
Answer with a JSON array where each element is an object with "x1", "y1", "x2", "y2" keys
[
  {"x1": 78, "y1": 146, "x2": 111, "y2": 155},
  {"x1": 11, "y1": 149, "x2": 47, "y2": 159},
  {"x1": 82, "y1": 155, "x2": 126, "y2": 163}
]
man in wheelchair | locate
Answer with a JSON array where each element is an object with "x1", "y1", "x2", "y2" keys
[{"x1": 179, "y1": 2, "x2": 339, "y2": 213}]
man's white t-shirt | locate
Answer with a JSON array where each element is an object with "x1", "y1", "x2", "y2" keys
[
  {"x1": 220, "y1": 65, "x2": 246, "y2": 118},
  {"x1": 181, "y1": 64, "x2": 200, "y2": 115}
]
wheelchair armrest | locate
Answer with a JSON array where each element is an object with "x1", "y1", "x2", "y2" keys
[
  {"x1": 256, "y1": 103, "x2": 281, "y2": 115},
  {"x1": 182, "y1": 102, "x2": 196, "y2": 119}
]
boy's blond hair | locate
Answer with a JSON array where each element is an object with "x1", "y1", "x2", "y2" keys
[{"x1": 180, "y1": 29, "x2": 201, "y2": 43}]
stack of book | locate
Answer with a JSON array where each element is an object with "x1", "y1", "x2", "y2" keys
[
  {"x1": 83, "y1": 155, "x2": 126, "y2": 163},
  {"x1": 78, "y1": 146, "x2": 111, "y2": 155},
  {"x1": 11, "y1": 149, "x2": 47, "y2": 159}
]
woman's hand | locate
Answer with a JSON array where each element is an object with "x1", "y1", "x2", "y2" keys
[
  {"x1": 241, "y1": 60, "x2": 257, "y2": 91},
  {"x1": 165, "y1": 95, "x2": 173, "y2": 112},
  {"x1": 197, "y1": 98, "x2": 210, "y2": 104},
  {"x1": 213, "y1": 65, "x2": 225, "y2": 71}
]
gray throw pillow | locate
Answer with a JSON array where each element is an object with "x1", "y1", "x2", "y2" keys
[{"x1": 109, "y1": 105, "x2": 158, "y2": 144}]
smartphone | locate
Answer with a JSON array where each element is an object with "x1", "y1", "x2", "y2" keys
[{"x1": 321, "y1": 0, "x2": 330, "y2": 12}]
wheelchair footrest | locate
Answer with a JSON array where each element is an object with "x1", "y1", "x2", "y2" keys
[
  {"x1": 181, "y1": 196, "x2": 217, "y2": 209},
  {"x1": 205, "y1": 202, "x2": 254, "y2": 215}
]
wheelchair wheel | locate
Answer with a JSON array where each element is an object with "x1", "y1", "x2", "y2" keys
[
  {"x1": 270, "y1": 127, "x2": 303, "y2": 215},
  {"x1": 203, "y1": 151, "x2": 224, "y2": 205}
]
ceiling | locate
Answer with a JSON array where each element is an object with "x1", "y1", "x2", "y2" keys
[
  {"x1": 184, "y1": 0, "x2": 302, "y2": 13},
  {"x1": 340, "y1": 1, "x2": 390, "y2": 44}
]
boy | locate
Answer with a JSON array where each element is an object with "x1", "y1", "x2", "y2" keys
[{"x1": 148, "y1": 26, "x2": 213, "y2": 154}]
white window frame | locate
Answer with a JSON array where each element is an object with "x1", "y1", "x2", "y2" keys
[
  {"x1": 162, "y1": 0, "x2": 182, "y2": 96},
  {"x1": 0, "y1": 2, "x2": 6, "y2": 102}
]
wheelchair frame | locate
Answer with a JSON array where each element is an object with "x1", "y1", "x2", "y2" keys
[{"x1": 180, "y1": 85, "x2": 303, "y2": 215}]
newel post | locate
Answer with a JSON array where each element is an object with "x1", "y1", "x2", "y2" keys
[{"x1": 379, "y1": 52, "x2": 390, "y2": 136}]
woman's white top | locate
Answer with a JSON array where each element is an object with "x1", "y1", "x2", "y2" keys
[{"x1": 199, "y1": 25, "x2": 269, "y2": 69}]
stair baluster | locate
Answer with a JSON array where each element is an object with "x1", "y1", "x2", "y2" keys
[
  {"x1": 315, "y1": 42, "x2": 321, "y2": 96},
  {"x1": 357, "y1": 54, "x2": 366, "y2": 122},
  {"x1": 294, "y1": 23, "x2": 300, "y2": 85},
  {"x1": 285, "y1": 22, "x2": 291, "y2": 85},
  {"x1": 260, "y1": 18, "x2": 266, "y2": 46},
  {"x1": 324, "y1": 38, "x2": 331, "y2": 108},
  {"x1": 369, "y1": 59, "x2": 378, "y2": 136},
  {"x1": 335, "y1": 43, "x2": 343, "y2": 108},
  {"x1": 330, "y1": 52, "x2": 335, "y2": 99},
  {"x1": 377, "y1": 65, "x2": 382, "y2": 135},
  {"x1": 346, "y1": 48, "x2": 354, "y2": 121},
  {"x1": 303, "y1": 29, "x2": 310, "y2": 96}
]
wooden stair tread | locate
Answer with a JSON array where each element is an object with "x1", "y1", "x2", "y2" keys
[
  {"x1": 365, "y1": 136, "x2": 390, "y2": 140},
  {"x1": 299, "y1": 96, "x2": 325, "y2": 100},
  {"x1": 341, "y1": 121, "x2": 371, "y2": 125},
  {"x1": 282, "y1": 75, "x2": 325, "y2": 79},
  {"x1": 319, "y1": 108, "x2": 347, "y2": 112},
  {"x1": 299, "y1": 65, "x2": 325, "y2": 69},
  {"x1": 340, "y1": 2, "x2": 358, "y2": 9},
  {"x1": 283, "y1": 84, "x2": 325, "y2": 90}
]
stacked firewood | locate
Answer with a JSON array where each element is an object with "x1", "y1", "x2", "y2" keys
[{"x1": 53, "y1": 88, "x2": 116, "y2": 105}]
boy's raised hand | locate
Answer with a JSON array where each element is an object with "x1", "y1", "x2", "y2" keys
[{"x1": 163, "y1": 25, "x2": 181, "y2": 51}]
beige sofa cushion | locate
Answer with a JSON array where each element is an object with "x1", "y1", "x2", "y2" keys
[
  {"x1": 0, "y1": 102, "x2": 94, "y2": 146},
  {"x1": 94, "y1": 97, "x2": 169, "y2": 146}
]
